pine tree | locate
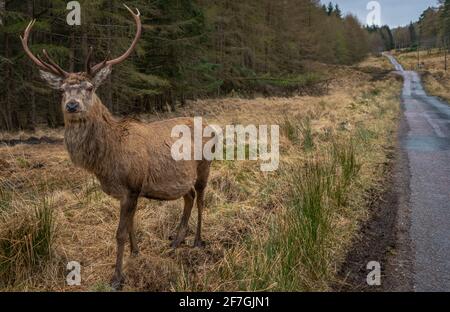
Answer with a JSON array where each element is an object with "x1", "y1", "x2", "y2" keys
[
  {"x1": 327, "y1": 2, "x2": 334, "y2": 16},
  {"x1": 441, "y1": 0, "x2": 450, "y2": 45},
  {"x1": 409, "y1": 22, "x2": 418, "y2": 46},
  {"x1": 334, "y1": 4, "x2": 342, "y2": 19}
]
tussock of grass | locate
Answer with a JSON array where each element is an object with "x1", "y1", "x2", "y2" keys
[
  {"x1": 0, "y1": 186, "x2": 13, "y2": 212},
  {"x1": 211, "y1": 139, "x2": 361, "y2": 291},
  {"x1": 331, "y1": 141, "x2": 360, "y2": 208},
  {"x1": 281, "y1": 115, "x2": 315, "y2": 151},
  {"x1": 0, "y1": 194, "x2": 55, "y2": 288},
  {"x1": 126, "y1": 256, "x2": 179, "y2": 291},
  {"x1": 264, "y1": 159, "x2": 335, "y2": 290},
  {"x1": 300, "y1": 118, "x2": 315, "y2": 152},
  {"x1": 281, "y1": 115, "x2": 301, "y2": 144}
]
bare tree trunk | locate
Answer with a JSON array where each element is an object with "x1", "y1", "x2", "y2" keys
[
  {"x1": 1, "y1": 0, "x2": 14, "y2": 129},
  {"x1": 0, "y1": 0, "x2": 5, "y2": 25},
  {"x1": 69, "y1": 32, "x2": 75, "y2": 72},
  {"x1": 27, "y1": 0, "x2": 36, "y2": 130},
  {"x1": 82, "y1": 31, "x2": 88, "y2": 64},
  {"x1": 264, "y1": 0, "x2": 272, "y2": 72},
  {"x1": 4, "y1": 32, "x2": 12, "y2": 130},
  {"x1": 106, "y1": 0, "x2": 114, "y2": 112},
  {"x1": 46, "y1": 1, "x2": 60, "y2": 127},
  {"x1": 0, "y1": 0, "x2": 7, "y2": 129}
]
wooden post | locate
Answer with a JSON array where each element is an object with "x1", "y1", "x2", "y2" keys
[
  {"x1": 417, "y1": 41, "x2": 420, "y2": 70},
  {"x1": 445, "y1": 44, "x2": 448, "y2": 71}
]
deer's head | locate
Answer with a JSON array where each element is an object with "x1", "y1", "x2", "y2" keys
[{"x1": 21, "y1": 4, "x2": 141, "y2": 123}]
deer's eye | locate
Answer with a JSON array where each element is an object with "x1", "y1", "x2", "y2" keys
[{"x1": 86, "y1": 84, "x2": 94, "y2": 92}]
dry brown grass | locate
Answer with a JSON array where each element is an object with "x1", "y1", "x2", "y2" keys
[
  {"x1": 0, "y1": 55, "x2": 401, "y2": 291},
  {"x1": 393, "y1": 49, "x2": 450, "y2": 101}
]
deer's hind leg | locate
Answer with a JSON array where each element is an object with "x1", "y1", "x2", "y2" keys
[
  {"x1": 170, "y1": 188, "x2": 196, "y2": 248},
  {"x1": 194, "y1": 161, "x2": 211, "y2": 248},
  {"x1": 128, "y1": 208, "x2": 139, "y2": 256},
  {"x1": 193, "y1": 185, "x2": 206, "y2": 248}
]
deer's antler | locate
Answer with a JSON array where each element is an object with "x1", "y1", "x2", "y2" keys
[
  {"x1": 89, "y1": 4, "x2": 142, "y2": 76},
  {"x1": 21, "y1": 4, "x2": 141, "y2": 78},
  {"x1": 20, "y1": 19, "x2": 69, "y2": 77}
]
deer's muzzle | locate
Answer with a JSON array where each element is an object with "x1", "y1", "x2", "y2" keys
[{"x1": 66, "y1": 101, "x2": 80, "y2": 113}]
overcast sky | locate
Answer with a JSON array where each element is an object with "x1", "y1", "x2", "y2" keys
[{"x1": 321, "y1": 0, "x2": 439, "y2": 28}]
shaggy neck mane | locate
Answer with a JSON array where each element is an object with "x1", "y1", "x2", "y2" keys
[{"x1": 64, "y1": 94, "x2": 122, "y2": 176}]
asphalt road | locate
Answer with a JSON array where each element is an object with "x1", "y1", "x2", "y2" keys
[{"x1": 386, "y1": 54, "x2": 450, "y2": 291}]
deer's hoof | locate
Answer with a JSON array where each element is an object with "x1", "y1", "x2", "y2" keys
[
  {"x1": 170, "y1": 239, "x2": 185, "y2": 249},
  {"x1": 193, "y1": 239, "x2": 206, "y2": 248},
  {"x1": 111, "y1": 276, "x2": 125, "y2": 291},
  {"x1": 131, "y1": 250, "x2": 140, "y2": 257}
]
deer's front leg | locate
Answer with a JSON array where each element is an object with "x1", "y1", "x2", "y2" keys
[{"x1": 111, "y1": 193, "x2": 138, "y2": 290}]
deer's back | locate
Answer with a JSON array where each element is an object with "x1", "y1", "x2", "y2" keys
[{"x1": 113, "y1": 117, "x2": 210, "y2": 200}]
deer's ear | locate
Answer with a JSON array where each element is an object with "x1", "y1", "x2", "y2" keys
[
  {"x1": 39, "y1": 70, "x2": 64, "y2": 90},
  {"x1": 92, "y1": 66, "x2": 112, "y2": 88}
]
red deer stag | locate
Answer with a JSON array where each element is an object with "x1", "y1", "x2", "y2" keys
[{"x1": 21, "y1": 4, "x2": 212, "y2": 290}]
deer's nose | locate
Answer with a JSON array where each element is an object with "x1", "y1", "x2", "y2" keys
[{"x1": 65, "y1": 101, "x2": 80, "y2": 113}]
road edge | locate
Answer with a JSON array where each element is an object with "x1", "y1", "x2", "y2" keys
[
  {"x1": 382, "y1": 95, "x2": 414, "y2": 291},
  {"x1": 336, "y1": 68, "x2": 414, "y2": 292}
]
